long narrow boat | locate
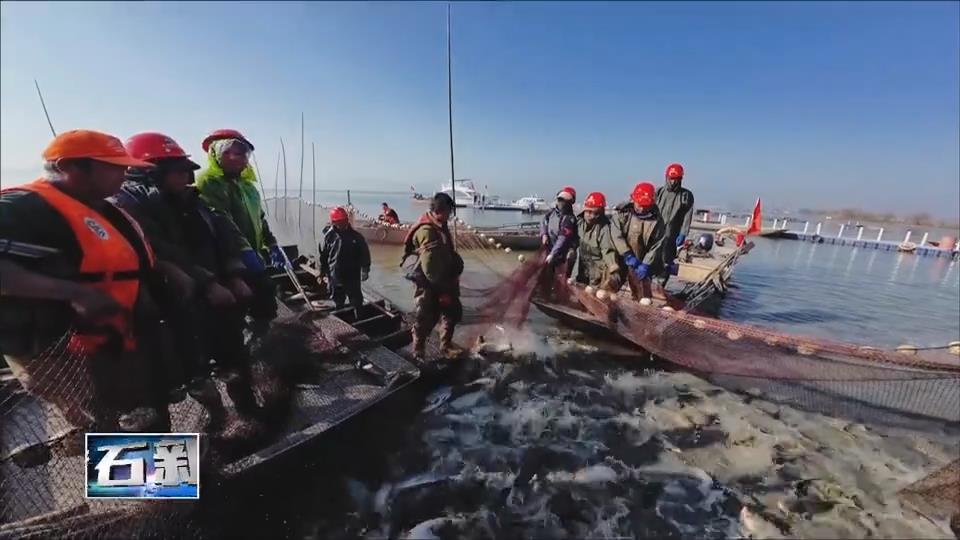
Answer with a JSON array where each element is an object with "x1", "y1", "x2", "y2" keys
[{"x1": 0, "y1": 245, "x2": 459, "y2": 538}]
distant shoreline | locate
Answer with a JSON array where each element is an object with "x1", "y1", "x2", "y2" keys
[{"x1": 797, "y1": 208, "x2": 959, "y2": 230}]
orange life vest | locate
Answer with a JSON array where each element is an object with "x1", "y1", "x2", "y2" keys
[{"x1": 7, "y1": 180, "x2": 155, "y2": 353}]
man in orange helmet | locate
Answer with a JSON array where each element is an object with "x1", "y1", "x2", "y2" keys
[
  {"x1": 113, "y1": 132, "x2": 261, "y2": 433},
  {"x1": 573, "y1": 192, "x2": 621, "y2": 291},
  {"x1": 319, "y1": 206, "x2": 371, "y2": 312},
  {"x1": 612, "y1": 182, "x2": 666, "y2": 300},
  {"x1": 0, "y1": 130, "x2": 169, "y2": 432}
]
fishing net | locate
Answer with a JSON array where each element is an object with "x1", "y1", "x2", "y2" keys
[{"x1": 1, "y1": 331, "x2": 208, "y2": 539}]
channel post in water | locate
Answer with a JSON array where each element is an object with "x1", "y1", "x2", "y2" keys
[{"x1": 86, "y1": 433, "x2": 200, "y2": 499}]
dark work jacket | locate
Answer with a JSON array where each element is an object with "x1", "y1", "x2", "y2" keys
[
  {"x1": 540, "y1": 206, "x2": 578, "y2": 260},
  {"x1": 319, "y1": 225, "x2": 371, "y2": 282},
  {"x1": 112, "y1": 183, "x2": 245, "y2": 290}
]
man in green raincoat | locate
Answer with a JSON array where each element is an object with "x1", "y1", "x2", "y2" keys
[{"x1": 195, "y1": 129, "x2": 281, "y2": 324}]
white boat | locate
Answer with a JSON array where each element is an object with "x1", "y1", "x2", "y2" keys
[
  {"x1": 440, "y1": 179, "x2": 479, "y2": 207},
  {"x1": 512, "y1": 196, "x2": 549, "y2": 213}
]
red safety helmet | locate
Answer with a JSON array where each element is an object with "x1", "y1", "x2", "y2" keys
[
  {"x1": 125, "y1": 132, "x2": 199, "y2": 169},
  {"x1": 665, "y1": 163, "x2": 684, "y2": 180},
  {"x1": 556, "y1": 186, "x2": 577, "y2": 203},
  {"x1": 583, "y1": 192, "x2": 606, "y2": 210},
  {"x1": 201, "y1": 128, "x2": 255, "y2": 153},
  {"x1": 631, "y1": 182, "x2": 656, "y2": 207},
  {"x1": 329, "y1": 206, "x2": 349, "y2": 223}
]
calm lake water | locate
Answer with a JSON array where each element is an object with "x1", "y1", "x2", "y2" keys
[{"x1": 270, "y1": 195, "x2": 960, "y2": 349}]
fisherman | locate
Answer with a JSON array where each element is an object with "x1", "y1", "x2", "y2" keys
[
  {"x1": 194, "y1": 129, "x2": 282, "y2": 329},
  {"x1": 539, "y1": 186, "x2": 578, "y2": 294},
  {"x1": 377, "y1": 202, "x2": 400, "y2": 225},
  {"x1": 656, "y1": 163, "x2": 695, "y2": 286},
  {"x1": 112, "y1": 132, "x2": 261, "y2": 431},
  {"x1": 573, "y1": 192, "x2": 621, "y2": 291},
  {"x1": 0, "y1": 130, "x2": 168, "y2": 431},
  {"x1": 402, "y1": 193, "x2": 464, "y2": 360},
  {"x1": 612, "y1": 181, "x2": 666, "y2": 300},
  {"x1": 320, "y1": 206, "x2": 371, "y2": 311}
]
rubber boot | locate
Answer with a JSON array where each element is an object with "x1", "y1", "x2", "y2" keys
[
  {"x1": 223, "y1": 370, "x2": 260, "y2": 418},
  {"x1": 439, "y1": 325, "x2": 464, "y2": 359},
  {"x1": 411, "y1": 329, "x2": 427, "y2": 361},
  {"x1": 188, "y1": 378, "x2": 227, "y2": 432}
]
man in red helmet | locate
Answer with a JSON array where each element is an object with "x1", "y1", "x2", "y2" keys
[
  {"x1": 612, "y1": 181, "x2": 666, "y2": 300},
  {"x1": 573, "y1": 192, "x2": 621, "y2": 291},
  {"x1": 0, "y1": 130, "x2": 170, "y2": 432},
  {"x1": 655, "y1": 163, "x2": 694, "y2": 286},
  {"x1": 195, "y1": 129, "x2": 280, "y2": 328},
  {"x1": 319, "y1": 206, "x2": 371, "y2": 312},
  {"x1": 538, "y1": 186, "x2": 579, "y2": 295},
  {"x1": 112, "y1": 132, "x2": 261, "y2": 433}
]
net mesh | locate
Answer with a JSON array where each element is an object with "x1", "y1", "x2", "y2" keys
[{"x1": 1, "y1": 331, "x2": 208, "y2": 539}]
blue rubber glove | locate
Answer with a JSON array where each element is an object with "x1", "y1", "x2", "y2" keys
[
  {"x1": 623, "y1": 252, "x2": 641, "y2": 271},
  {"x1": 675, "y1": 234, "x2": 687, "y2": 247},
  {"x1": 240, "y1": 249, "x2": 265, "y2": 273},
  {"x1": 633, "y1": 263, "x2": 650, "y2": 280},
  {"x1": 268, "y1": 245, "x2": 286, "y2": 269}
]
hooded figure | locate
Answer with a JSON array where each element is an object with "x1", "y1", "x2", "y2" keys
[
  {"x1": 195, "y1": 131, "x2": 279, "y2": 324},
  {"x1": 655, "y1": 163, "x2": 694, "y2": 285},
  {"x1": 538, "y1": 186, "x2": 579, "y2": 295}
]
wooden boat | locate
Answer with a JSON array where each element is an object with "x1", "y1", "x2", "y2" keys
[
  {"x1": 533, "y1": 238, "x2": 754, "y2": 334},
  {"x1": 0, "y1": 245, "x2": 460, "y2": 536},
  {"x1": 353, "y1": 220, "x2": 543, "y2": 251}
]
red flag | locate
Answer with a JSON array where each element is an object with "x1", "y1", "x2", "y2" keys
[{"x1": 746, "y1": 197, "x2": 762, "y2": 235}]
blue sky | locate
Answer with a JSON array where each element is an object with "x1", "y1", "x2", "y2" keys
[{"x1": 1, "y1": 1, "x2": 958, "y2": 216}]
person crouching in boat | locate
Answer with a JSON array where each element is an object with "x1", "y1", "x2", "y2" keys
[
  {"x1": 403, "y1": 193, "x2": 465, "y2": 360},
  {"x1": 573, "y1": 192, "x2": 622, "y2": 292},
  {"x1": 377, "y1": 202, "x2": 400, "y2": 225},
  {"x1": 611, "y1": 182, "x2": 666, "y2": 300},
  {"x1": 655, "y1": 163, "x2": 694, "y2": 287},
  {"x1": 195, "y1": 129, "x2": 280, "y2": 332},
  {"x1": 0, "y1": 130, "x2": 170, "y2": 432},
  {"x1": 112, "y1": 132, "x2": 262, "y2": 435},
  {"x1": 320, "y1": 206, "x2": 371, "y2": 312},
  {"x1": 538, "y1": 186, "x2": 578, "y2": 295}
]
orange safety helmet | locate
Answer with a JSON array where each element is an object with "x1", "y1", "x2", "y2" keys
[
  {"x1": 43, "y1": 129, "x2": 154, "y2": 168},
  {"x1": 201, "y1": 129, "x2": 255, "y2": 153},
  {"x1": 556, "y1": 186, "x2": 577, "y2": 203},
  {"x1": 665, "y1": 163, "x2": 684, "y2": 180},
  {"x1": 631, "y1": 182, "x2": 656, "y2": 207},
  {"x1": 583, "y1": 192, "x2": 607, "y2": 210},
  {"x1": 329, "y1": 206, "x2": 349, "y2": 223},
  {"x1": 125, "y1": 132, "x2": 199, "y2": 169}
]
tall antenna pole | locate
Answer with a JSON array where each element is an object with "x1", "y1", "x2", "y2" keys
[
  {"x1": 251, "y1": 152, "x2": 268, "y2": 214},
  {"x1": 446, "y1": 3, "x2": 458, "y2": 239},
  {"x1": 280, "y1": 137, "x2": 289, "y2": 222},
  {"x1": 273, "y1": 150, "x2": 281, "y2": 216},
  {"x1": 298, "y1": 112, "x2": 305, "y2": 227},
  {"x1": 312, "y1": 141, "x2": 317, "y2": 242},
  {"x1": 34, "y1": 80, "x2": 57, "y2": 136}
]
